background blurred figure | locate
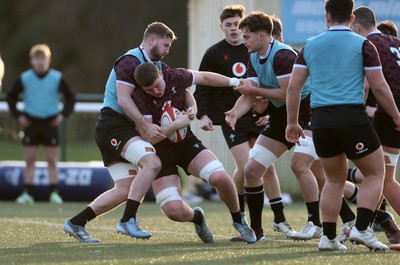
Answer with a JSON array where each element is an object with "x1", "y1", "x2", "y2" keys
[{"x1": 6, "y1": 44, "x2": 76, "y2": 205}]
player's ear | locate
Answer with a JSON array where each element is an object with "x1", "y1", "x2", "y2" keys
[
  {"x1": 148, "y1": 35, "x2": 156, "y2": 46},
  {"x1": 349, "y1": 14, "x2": 355, "y2": 25},
  {"x1": 259, "y1": 31, "x2": 266, "y2": 41}
]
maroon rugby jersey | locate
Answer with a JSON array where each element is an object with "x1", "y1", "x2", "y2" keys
[
  {"x1": 247, "y1": 47, "x2": 296, "y2": 79},
  {"x1": 133, "y1": 67, "x2": 195, "y2": 154},
  {"x1": 368, "y1": 32, "x2": 400, "y2": 98},
  {"x1": 115, "y1": 55, "x2": 169, "y2": 88}
]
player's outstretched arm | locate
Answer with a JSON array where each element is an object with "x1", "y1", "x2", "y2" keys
[{"x1": 192, "y1": 70, "x2": 240, "y2": 88}]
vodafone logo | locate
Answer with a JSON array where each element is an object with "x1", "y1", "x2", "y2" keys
[
  {"x1": 355, "y1": 142, "x2": 368, "y2": 155},
  {"x1": 232, "y1": 62, "x2": 246, "y2": 77},
  {"x1": 110, "y1": 138, "x2": 121, "y2": 150},
  {"x1": 355, "y1": 142, "x2": 364, "y2": 151}
]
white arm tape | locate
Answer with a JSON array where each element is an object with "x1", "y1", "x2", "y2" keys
[{"x1": 229, "y1": 77, "x2": 240, "y2": 87}]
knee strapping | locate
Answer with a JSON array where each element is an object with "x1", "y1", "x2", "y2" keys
[
  {"x1": 199, "y1": 160, "x2": 225, "y2": 182},
  {"x1": 383, "y1": 151, "x2": 399, "y2": 167},
  {"x1": 249, "y1": 144, "x2": 278, "y2": 168},
  {"x1": 293, "y1": 135, "x2": 319, "y2": 160},
  {"x1": 124, "y1": 140, "x2": 156, "y2": 165},
  {"x1": 155, "y1": 187, "x2": 182, "y2": 207},
  {"x1": 107, "y1": 163, "x2": 138, "y2": 181}
]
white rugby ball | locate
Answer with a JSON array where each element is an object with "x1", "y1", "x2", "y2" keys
[{"x1": 160, "y1": 106, "x2": 188, "y2": 143}]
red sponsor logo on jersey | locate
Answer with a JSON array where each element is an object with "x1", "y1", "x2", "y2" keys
[{"x1": 232, "y1": 62, "x2": 246, "y2": 77}]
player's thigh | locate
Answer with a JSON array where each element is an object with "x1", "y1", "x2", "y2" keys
[
  {"x1": 230, "y1": 141, "x2": 251, "y2": 169},
  {"x1": 152, "y1": 175, "x2": 181, "y2": 195},
  {"x1": 352, "y1": 147, "x2": 385, "y2": 178},
  {"x1": 319, "y1": 154, "x2": 348, "y2": 184},
  {"x1": 186, "y1": 149, "x2": 220, "y2": 177}
]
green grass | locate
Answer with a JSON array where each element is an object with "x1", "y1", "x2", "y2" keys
[
  {"x1": 0, "y1": 201, "x2": 398, "y2": 265},
  {"x1": 0, "y1": 141, "x2": 101, "y2": 162}
]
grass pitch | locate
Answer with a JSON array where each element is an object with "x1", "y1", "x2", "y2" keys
[{"x1": 0, "y1": 201, "x2": 398, "y2": 265}]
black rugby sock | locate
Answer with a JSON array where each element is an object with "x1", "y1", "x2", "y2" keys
[
  {"x1": 270, "y1": 197, "x2": 286, "y2": 223},
  {"x1": 245, "y1": 185, "x2": 264, "y2": 232},
  {"x1": 121, "y1": 199, "x2": 140, "y2": 222},
  {"x1": 70, "y1": 207, "x2": 96, "y2": 226}
]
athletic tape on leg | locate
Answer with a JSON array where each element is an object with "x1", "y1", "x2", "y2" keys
[
  {"x1": 107, "y1": 162, "x2": 138, "y2": 181},
  {"x1": 249, "y1": 144, "x2": 278, "y2": 168},
  {"x1": 124, "y1": 140, "x2": 156, "y2": 165},
  {"x1": 293, "y1": 135, "x2": 319, "y2": 160},
  {"x1": 155, "y1": 187, "x2": 182, "y2": 207},
  {"x1": 383, "y1": 151, "x2": 399, "y2": 167},
  {"x1": 199, "y1": 160, "x2": 225, "y2": 182}
]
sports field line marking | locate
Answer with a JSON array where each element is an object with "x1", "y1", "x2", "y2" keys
[{"x1": 0, "y1": 218, "x2": 316, "y2": 244}]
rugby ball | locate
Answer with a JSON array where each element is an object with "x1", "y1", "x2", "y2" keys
[{"x1": 160, "y1": 105, "x2": 187, "y2": 143}]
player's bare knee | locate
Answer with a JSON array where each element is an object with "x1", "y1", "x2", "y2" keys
[
  {"x1": 290, "y1": 160, "x2": 306, "y2": 176},
  {"x1": 147, "y1": 158, "x2": 162, "y2": 174},
  {"x1": 140, "y1": 154, "x2": 162, "y2": 174},
  {"x1": 156, "y1": 187, "x2": 183, "y2": 220},
  {"x1": 244, "y1": 164, "x2": 260, "y2": 182},
  {"x1": 209, "y1": 172, "x2": 231, "y2": 189},
  {"x1": 162, "y1": 202, "x2": 186, "y2": 221}
]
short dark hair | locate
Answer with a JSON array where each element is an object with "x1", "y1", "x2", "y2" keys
[
  {"x1": 134, "y1": 62, "x2": 160, "y2": 87},
  {"x1": 271, "y1": 15, "x2": 283, "y2": 39},
  {"x1": 239, "y1": 11, "x2": 273, "y2": 35},
  {"x1": 219, "y1": 5, "x2": 245, "y2": 22},
  {"x1": 353, "y1": 6, "x2": 376, "y2": 28},
  {"x1": 377, "y1": 20, "x2": 398, "y2": 37},
  {"x1": 144, "y1": 22, "x2": 177, "y2": 42},
  {"x1": 325, "y1": 0, "x2": 354, "y2": 24}
]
